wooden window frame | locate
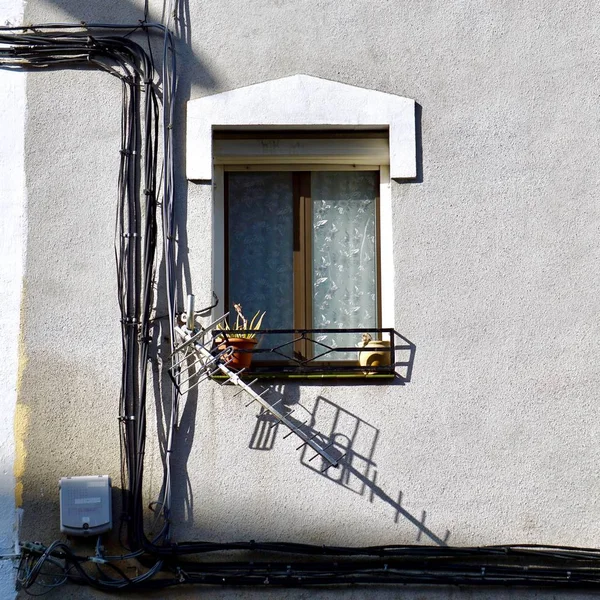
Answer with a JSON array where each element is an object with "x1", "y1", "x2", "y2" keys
[{"x1": 223, "y1": 167, "x2": 382, "y2": 362}]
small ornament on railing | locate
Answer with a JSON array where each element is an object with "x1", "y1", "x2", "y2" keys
[{"x1": 358, "y1": 332, "x2": 391, "y2": 374}]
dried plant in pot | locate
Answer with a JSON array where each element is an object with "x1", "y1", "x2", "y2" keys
[{"x1": 216, "y1": 303, "x2": 266, "y2": 370}]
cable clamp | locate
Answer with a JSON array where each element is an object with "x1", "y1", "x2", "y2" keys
[
  {"x1": 22, "y1": 541, "x2": 45, "y2": 553},
  {"x1": 177, "y1": 567, "x2": 188, "y2": 583},
  {"x1": 121, "y1": 318, "x2": 139, "y2": 328},
  {"x1": 121, "y1": 232, "x2": 139, "y2": 238},
  {"x1": 143, "y1": 189, "x2": 154, "y2": 196},
  {"x1": 119, "y1": 149, "x2": 131, "y2": 157},
  {"x1": 118, "y1": 415, "x2": 136, "y2": 422}
]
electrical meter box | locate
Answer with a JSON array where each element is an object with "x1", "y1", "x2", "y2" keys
[{"x1": 59, "y1": 475, "x2": 112, "y2": 536}]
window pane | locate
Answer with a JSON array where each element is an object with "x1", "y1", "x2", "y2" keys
[
  {"x1": 228, "y1": 172, "x2": 294, "y2": 359},
  {"x1": 312, "y1": 171, "x2": 377, "y2": 357}
]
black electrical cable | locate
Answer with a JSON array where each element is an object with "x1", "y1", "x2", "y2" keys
[
  {"x1": 20, "y1": 540, "x2": 600, "y2": 591},
  {"x1": 1, "y1": 21, "x2": 174, "y2": 587}
]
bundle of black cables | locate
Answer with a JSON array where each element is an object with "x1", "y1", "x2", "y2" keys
[
  {"x1": 1, "y1": 20, "x2": 178, "y2": 590},
  {"x1": 16, "y1": 539, "x2": 600, "y2": 593}
]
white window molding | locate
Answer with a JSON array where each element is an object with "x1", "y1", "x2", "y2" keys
[{"x1": 187, "y1": 75, "x2": 416, "y2": 180}]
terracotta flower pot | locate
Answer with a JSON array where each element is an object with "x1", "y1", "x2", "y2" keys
[
  {"x1": 358, "y1": 340, "x2": 391, "y2": 374},
  {"x1": 218, "y1": 337, "x2": 257, "y2": 370}
]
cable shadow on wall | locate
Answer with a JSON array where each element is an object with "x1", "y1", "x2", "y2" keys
[
  {"x1": 29, "y1": 0, "x2": 219, "y2": 536},
  {"x1": 150, "y1": 337, "x2": 199, "y2": 531},
  {"x1": 41, "y1": 0, "x2": 220, "y2": 311},
  {"x1": 249, "y1": 393, "x2": 450, "y2": 546}
]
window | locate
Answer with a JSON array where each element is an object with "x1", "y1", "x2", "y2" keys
[
  {"x1": 188, "y1": 75, "x2": 415, "y2": 371},
  {"x1": 225, "y1": 168, "x2": 380, "y2": 359}
]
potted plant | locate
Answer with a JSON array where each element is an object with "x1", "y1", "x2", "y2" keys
[
  {"x1": 358, "y1": 333, "x2": 391, "y2": 374},
  {"x1": 216, "y1": 303, "x2": 266, "y2": 370}
]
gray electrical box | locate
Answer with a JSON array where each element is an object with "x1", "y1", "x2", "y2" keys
[{"x1": 59, "y1": 475, "x2": 112, "y2": 536}]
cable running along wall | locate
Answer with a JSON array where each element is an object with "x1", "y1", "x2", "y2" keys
[{"x1": 5, "y1": 19, "x2": 600, "y2": 595}]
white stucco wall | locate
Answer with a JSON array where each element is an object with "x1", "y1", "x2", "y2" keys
[
  {"x1": 8, "y1": 0, "x2": 600, "y2": 598},
  {"x1": 0, "y1": 1, "x2": 25, "y2": 598}
]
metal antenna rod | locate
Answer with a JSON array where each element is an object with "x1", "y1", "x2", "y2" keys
[{"x1": 171, "y1": 323, "x2": 341, "y2": 468}]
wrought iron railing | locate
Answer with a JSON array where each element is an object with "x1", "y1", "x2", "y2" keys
[{"x1": 215, "y1": 328, "x2": 415, "y2": 379}]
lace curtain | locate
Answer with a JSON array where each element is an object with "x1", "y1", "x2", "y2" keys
[{"x1": 312, "y1": 171, "x2": 378, "y2": 354}]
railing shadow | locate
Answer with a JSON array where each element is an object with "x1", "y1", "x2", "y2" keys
[
  {"x1": 393, "y1": 329, "x2": 416, "y2": 384},
  {"x1": 249, "y1": 383, "x2": 301, "y2": 451},
  {"x1": 249, "y1": 393, "x2": 449, "y2": 546}
]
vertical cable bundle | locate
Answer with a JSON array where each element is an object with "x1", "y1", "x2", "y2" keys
[{"x1": 0, "y1": 22, "x2": 178, "y2": 557}]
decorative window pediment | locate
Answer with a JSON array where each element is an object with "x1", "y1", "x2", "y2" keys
[{"x1": 186, "y1": 74, "x2": 416, "y2": 180}]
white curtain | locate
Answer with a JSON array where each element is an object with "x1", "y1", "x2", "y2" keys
[{"x1": 312, "y1": 171, "x2": 378, "y2": 355}]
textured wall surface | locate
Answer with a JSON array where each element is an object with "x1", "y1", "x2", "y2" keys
[
  {"x1": 0, "y1": 0, "x2": 25, "y2": 598},
  {"x1": 12, "y1": 0, "x2": 600, "y2": 597}
]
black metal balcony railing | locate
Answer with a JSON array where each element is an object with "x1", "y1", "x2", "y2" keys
[{"x1": 214, "y1": 328, "x2": 415, "y2": 380}]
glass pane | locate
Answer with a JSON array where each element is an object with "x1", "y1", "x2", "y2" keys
[
  {"x1": 312, "y1": 171, "x2": 378, "y2": 359},
  {"x1": 228, "y1": 172, "x2": 295, "y2": 360}
]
